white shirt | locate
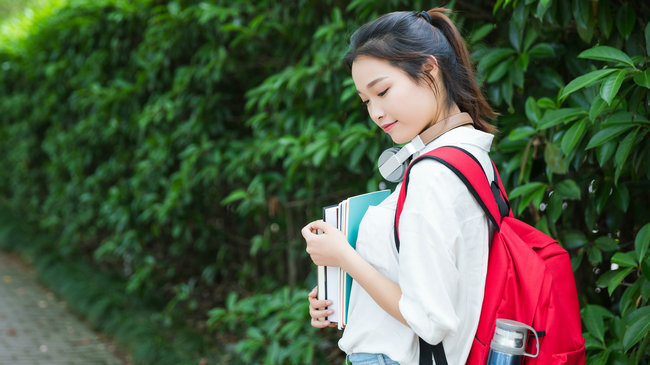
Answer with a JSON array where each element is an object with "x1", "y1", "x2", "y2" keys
[{"x1": 338, "y1": 127, "x2": 494, "y2": 365}]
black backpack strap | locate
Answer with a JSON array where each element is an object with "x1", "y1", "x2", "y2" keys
[{"x1": 420, "y1": 338, "x2": 448, "y2": 365}]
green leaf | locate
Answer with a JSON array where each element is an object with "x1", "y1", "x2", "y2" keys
[
  {"x1": 571, "y1": 251, "x2": 585, "y2": 272},
  {"x1": 512, "y1": 0, "x2": 526, "y2": 30},
  {"x1": 572, "y1": 0, "x2": 591, "y2": 29},
  {"x1": 528, "y1": 43, "x2": 555, "y2": 58},
  {"x1": 522, "y1": 29, "x2": 538, "y2": 53},
  {"x1": 511, "y1": 182, "x2": 546, "y2": 215},
  {"x1": 477, "y1": 48, "x2": 516, "y2": 72},
  {"x1": 616, "y1": 3, "x2": 635, "y2": 40},
  {"x1": 509, "y1": 182, "x2": 546, "y2": 199},
  {"x1": 525, "y1": 96, "x2": 541, "y2": 124},
  {"x1": 561, "y1": 118, "x2": 587, "y2": 155},
  {"x1": 555, "y1": 179, "x2": 581, "y2": 200},
  {"x1": 493, "y1": 0, "x2": 505, "y2": 13},
  {"x1": 509, "y1": 126, "x2": 536, "y2": 141},
  {"x1": 470, "y1": 24, "x2": 494, "y2": 43},
  {"x1": 612, "y1": 184, "x2": 630, "y2": 212},
  {"x1": 349, "y1": 143, "x2": 366, "y2": 168},
  {"x1": 545, "y1": 142, "x2": 568, "y2": 174},
  {"x1": 510, "y1": 65, "x2": 524, "y2": 88},
  {"x1": 538, "y1": 108, "x2": 587, "y2": 130},
  {"x1": 576, "y1": 19, "x2": 594, "y2": 44},
  {"x1": 589, "y1": 351, "x2": 610, "y2": 365},
  {"x1": 594, "y1": 236, "x2": 619, "y2": 252},
  {"x1": 501, "y1": 78, "x2": 514, "y2": 107},
  {"x1": 517, "y1": 187, "x2": 546, "y2": 214},
  {"x1": 530, "y1": 186, "x2": 545, "y2": 213},
  {"x1": 589, "y1": 95, "x2": 609, "y2": 121},
  {"x1": 221, "y1": 189, "x2": 249, "y2": 205},
  {"x1": 594, "y1": 179, "x2": 613, "y2": 215},
  {"x1": 614, "y1": 128, "x2": 639, "y2": 183},
  {"x1": 536, "y1": 97, "x2": 556, "y2": 109},
  {"x1": 579, "y1": 46, "x2": 635, "y2": 68},
  {"x1": 581, "y1": 304, "x2": 614, "y2": 343},
  {"x1": 633, "y1": 69, "x2": 650, "y2": 89},
  {"x1": 535, "y1": 0, "x2": 552, "y2": 19},
  {"x1": 588, "y1": 246, "x2": 603, "y2": 266},
  {"x1": 636, "y1": 223, "x2": 650, "y2": 261},
  {"x1": 586, "y1": 124, "x2": 634, "y2": 149},
  {"x1": 597, "y1": 0, "x2": 613, "y2": 39},
  {"x1": 487, "y1": 84, "x2": 502, "y2": 105},
  {"x1": 623, "y1": 306, "x2": 650, "y2": 351},
  {"x1": 547, "y1": 192, "x2": 563, "y2": 223},
  {"x1": 509, "y1": 21, "x2": 522, "y2": 51},
  {"x1": 487, "y1": 58, "x2": 513, "y2": 83},
  {"x1": 607, "y1": 267, "x2": 634, "y2": 296},
  {"x1": 535, "y1": 216, "x2": 552, "y2": 236},
  {"x1": 561, "y1": 230, "x2": 587, "y2": 249},
  {"x1": 620, "y1": 281, "x2": 642, "y2": 317},
  {"x1": 603, "y1": 111, "x2": 636, "y2": 125},
  {"x1": 515, "y1": 53, "x2": 529, "y2": 71},
  {"x1": 644, "y1": 259, "x2": 650, "y2": 282},
  {"x1": 611, "y1": 252, "x2": 637, "y2": 267},
  {"x1": 561, "y1": 69, "x2": 618, "y2": 100},
  {"x1": 600, "y1": 70, "x2": 627, "y2": 105}
]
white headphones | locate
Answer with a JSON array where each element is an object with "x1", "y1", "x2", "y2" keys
[{"x1": 377, "y1": 112, "x2": 474, "y2": 183}]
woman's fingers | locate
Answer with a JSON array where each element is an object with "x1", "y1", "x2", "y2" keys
[
  {"x1": 301, "y1": 220, "x2": 331, "y2": 238},
  {"x1": 308, "y1": 286, "x2": 318, "y2": 299},
  {"x1": 307, "y1": 286, "x2": 336, "y2": 328},
  {"x1": 309, "y1": 304, "x2": 333, "y2": 318},
  {"x1": 308, "y1": 295, "x2": 332, "y2": 313},
  {"x1": 301, "y1": 221, "x2": 321, "y2": 239},
  {"x1": 311, "y1": 318, "x2": 332, "y2": 328},
  {"x1": 307, "y1": 286, "x2": 332, "y2": 308},
  {"x1": 309, "y1": 297, "x2": 333, "y2": 316}
]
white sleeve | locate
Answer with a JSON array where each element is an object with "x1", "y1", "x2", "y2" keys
[{"x1": 397, "y1": 160, "x2": 465, "y2": 345}]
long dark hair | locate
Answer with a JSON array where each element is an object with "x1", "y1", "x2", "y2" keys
[{"x1": 344, "y1": 8, "x2": 497, "y2": 133}]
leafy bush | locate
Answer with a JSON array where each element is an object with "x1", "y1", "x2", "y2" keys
[
  {"x1": 0, "y1": 0, "x2": 648, "y2": 363},
  {"x1": 207, "y1": 287, "x2": 341, "y2": 364},
  {"x1": 468, "y1": 1, "x2": 650, "y2": 363}
]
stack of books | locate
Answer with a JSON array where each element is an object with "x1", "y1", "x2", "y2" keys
[{"x1": 316, "y1": 190, "x2": 390, "y2": 329}]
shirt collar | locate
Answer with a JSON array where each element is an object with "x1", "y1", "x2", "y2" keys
[{"x1": 415, "y1": 126, "x2": 494, "y2": 159}]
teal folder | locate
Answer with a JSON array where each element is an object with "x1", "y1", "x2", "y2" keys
[{"x1": 341, "y1": 189, "x2": 390, "y2": 326}]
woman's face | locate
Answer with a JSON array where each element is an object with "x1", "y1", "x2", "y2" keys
[{"x1": 351, "y1": 55, "x2": 442, "y2": 144}]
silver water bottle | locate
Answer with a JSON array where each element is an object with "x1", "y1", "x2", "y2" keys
[{"x1": 486, "y1": 319, "x2": 540, "y2": 365}]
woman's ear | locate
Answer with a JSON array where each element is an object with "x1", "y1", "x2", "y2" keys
[{"x1": 423, "y1": 55, "x2": 439, "y2": 78}]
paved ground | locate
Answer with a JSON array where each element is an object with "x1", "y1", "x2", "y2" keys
[{"x1": 0, "y1": 250, "x2": 128, "y2": 365}]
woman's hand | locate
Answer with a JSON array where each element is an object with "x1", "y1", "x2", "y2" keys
[
  {"x1": 308, "y1": 286, "x2": 337, "y2": 328},
  {"x1": 301, "y1": 220, "x2": 353, "y2": 268}
]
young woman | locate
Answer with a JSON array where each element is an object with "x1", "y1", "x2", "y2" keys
[{"x1": 302, "y1": 8, "x2": 497, "y2": 364}]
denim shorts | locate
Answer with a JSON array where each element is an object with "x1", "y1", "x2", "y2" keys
[{"x1": 345, "y1": 353, "x2": 400, "y2": 365}]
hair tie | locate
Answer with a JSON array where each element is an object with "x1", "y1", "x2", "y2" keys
[{"x1": 418, "y1": 11, "x2": 431, "y2": 24}]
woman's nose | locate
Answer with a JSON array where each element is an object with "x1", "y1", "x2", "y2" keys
[{"x1": 368, "y1": 102, "x2": 385, "y2": 121}]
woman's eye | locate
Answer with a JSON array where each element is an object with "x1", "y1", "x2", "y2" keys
[{"x1": 378, "y1": 88, "x2": 389, "y2": 96}]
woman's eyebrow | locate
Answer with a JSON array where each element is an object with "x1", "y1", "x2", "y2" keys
[{"x1": 356, "y1": 76, "x2": 388, "y2": 94}]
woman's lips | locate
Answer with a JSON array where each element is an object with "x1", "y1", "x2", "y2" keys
[{"x1": 382, "y1": 121, "x2": 397, "y2": 132}]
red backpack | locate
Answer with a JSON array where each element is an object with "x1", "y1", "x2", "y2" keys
[{"x1": 394, "y1": 146, "x2": 585, "y2": 365}]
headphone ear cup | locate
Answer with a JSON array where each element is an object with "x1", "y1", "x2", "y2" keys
[{"x1": 377, "y1": 147, "x2": 407, "y2": 183}]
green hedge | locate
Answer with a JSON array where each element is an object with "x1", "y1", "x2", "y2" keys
[{"x1": 0, "y1": 0, "x2": 648, "y2": 364}]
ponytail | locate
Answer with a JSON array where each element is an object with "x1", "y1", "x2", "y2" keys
[
  {"x1": 344, "y1": 8, "x2": 497, "y2": 134},
  {"x1": 423, "y1": 8, "x2": 496, "y2": 133}
]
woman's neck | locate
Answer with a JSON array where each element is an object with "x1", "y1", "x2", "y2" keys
[{"x1": 438, "y1": 104, "x2": 461, "y2": 122}]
